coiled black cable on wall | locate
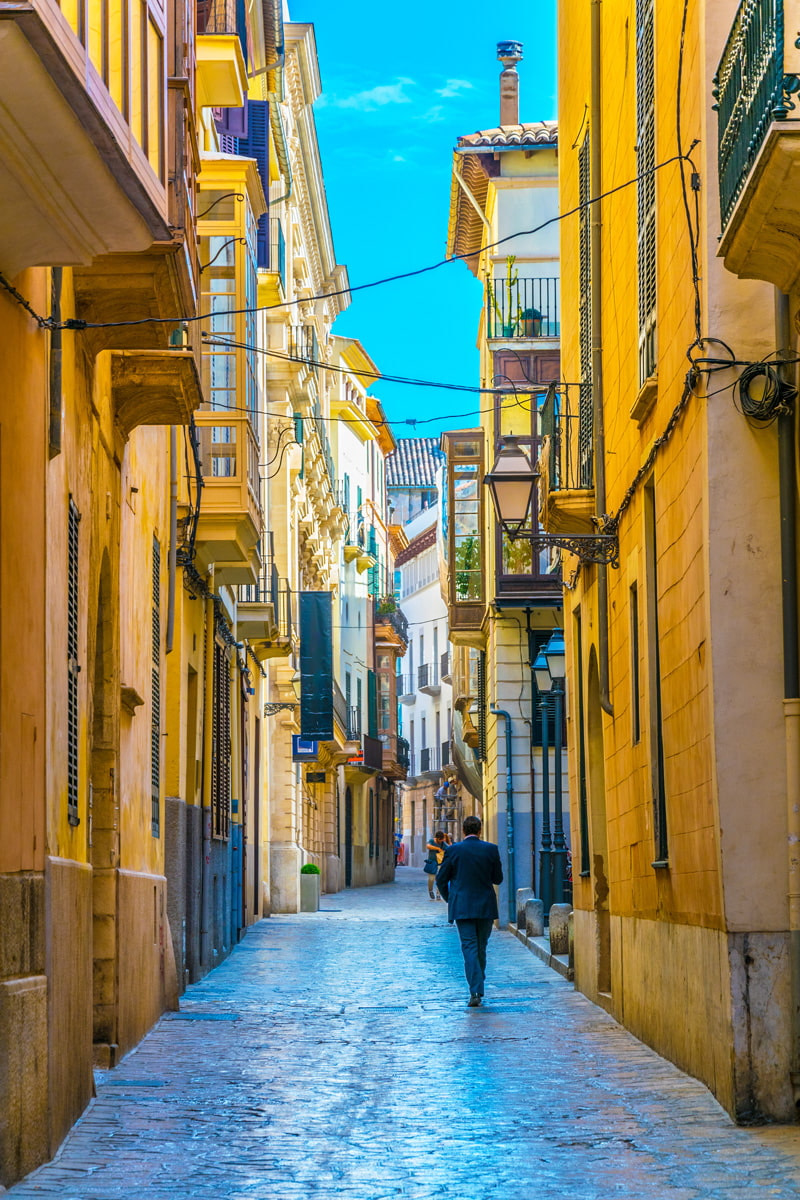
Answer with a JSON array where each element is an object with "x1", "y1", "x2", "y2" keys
[{"x1": 736, "y1": 362, "x2": 797, "y2": 426}]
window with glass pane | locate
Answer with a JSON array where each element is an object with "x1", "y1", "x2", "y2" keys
[
  {"x1": 201, "y1": 234, "x2": 237, "y2": 413},
  {"x1": 453, "y1": 464, "x2": 481, "y2": 601}
]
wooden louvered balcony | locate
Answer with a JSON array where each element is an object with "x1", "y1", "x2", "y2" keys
[
  {"x1": 194, "y1": 412, "x2": 262, "y2": 583},
  {"x1": 0, "y1": 0, "x2": 171, "y2": 277}
]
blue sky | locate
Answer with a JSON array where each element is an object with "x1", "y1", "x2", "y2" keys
[{"x1": 297, "y1": 0, "x2": 557, "y2": 431}]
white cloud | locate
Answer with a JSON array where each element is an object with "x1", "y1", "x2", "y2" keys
[
  {"x1": 419, "y1": 105, "x2": 445, "y2": 124},
  {"x1": 392, "y1": 154, "x2": 406, "y2": 163},
  {"x1": 334, "y1": 77, "x2": 416, "y2": 111},
  {"x1": 436, "y1": 78, "x2": 474, "y2": 98}
]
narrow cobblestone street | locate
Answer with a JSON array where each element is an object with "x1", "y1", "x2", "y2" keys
[{"x1": 8, "y1": 869, "x2": 800, "y2": 1200}]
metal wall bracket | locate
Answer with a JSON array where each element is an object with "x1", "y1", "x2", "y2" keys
[{"x1": 264, "y1": 701, "x2": 298, "y2": 716}]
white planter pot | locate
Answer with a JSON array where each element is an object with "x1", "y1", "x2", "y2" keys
[{"x1": 300, "y1": 873, "x2": 320, "y2": 912}]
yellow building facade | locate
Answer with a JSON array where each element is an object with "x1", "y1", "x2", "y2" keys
[
  {"x1": 0, "y1": 0, "x2": 202, "y2": 1183},
  {"x1": 442, "y1": 51, "x2": 568, "y2": 924},
  {"x1": 556, "y1": 0, "x2": 800, "y2": 1121}
]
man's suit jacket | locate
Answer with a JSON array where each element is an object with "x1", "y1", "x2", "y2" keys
[{"x1": 436, "y1": 836, "x2": 503, "y2": 922}]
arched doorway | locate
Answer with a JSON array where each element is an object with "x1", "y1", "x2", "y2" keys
[
  {"x1": 344, "y1": 787, "x2": 353, "y2": 887},
  {"x1": 587, "y1": 647, "x2": 611, "y2": 996},
  {"x1": 90, "y1": 554, "x2": 120, "y2": 1054}
]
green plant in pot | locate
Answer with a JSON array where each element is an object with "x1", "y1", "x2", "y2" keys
[
  {"x1": 521, "y1": 307, "x2": 543, "y2": 336},
  {"x1": 300, "y1": 862, "x2": 321, "y2": 912}
]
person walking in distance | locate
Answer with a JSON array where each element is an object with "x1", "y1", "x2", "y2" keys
[
  {"x1": 436, "y1": 815, "x2": 503, "y2": 1007},
  {"x1": 423, "y1": 830, "x2": 447, "y2": 899}
]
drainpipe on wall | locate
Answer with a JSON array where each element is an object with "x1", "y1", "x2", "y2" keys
[
  {"x1": 490, "y1": 707, "x2": 516, "y2": 925},
  {"x1": 590, "y1": 0, "x2": 613, "y2": 717},
  {"x1": 776, "y1": 290, "x2": 800, "y2": 1105}
]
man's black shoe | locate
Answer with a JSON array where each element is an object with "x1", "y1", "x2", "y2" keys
[{"x1": 468, "y1": 994, "x2": 481, "y2": 1007}]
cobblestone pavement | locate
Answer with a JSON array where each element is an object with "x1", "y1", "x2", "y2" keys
[{"x1": 8, "y1": 868, "x2": 800, "y2": 1199}]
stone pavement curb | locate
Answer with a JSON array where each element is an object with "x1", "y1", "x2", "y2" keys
[{"x1": 509, "y1": 921, "x2": 573, "y2": 980}]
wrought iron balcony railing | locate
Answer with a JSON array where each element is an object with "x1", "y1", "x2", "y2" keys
[
  {"x1": 397, "y1": 736, "x2": 410, "y2": 771},
  {"x1": 333, "y1": 681, "x2": 348, "y2": 735},
  {"x1": 347, "y1": 707, "x2": 361, "y2": 741},
  {"x1": 374, "y1": 597, "x2": 409, "y2": 645},
  {"x1": 539, "y1": 384, "x2": 594, "y2": 492},
  {"x1": 440, "y1": 651, "x2": 451, "y2": 681},
  {"x1": 714, "y1": 0, "x2": 793, "y2": 228},
  {"x1": 419, "y1": 746, "x2": 442, "y2": 774},
  {"x1": 290, "y1": 325, "x2": 319, "y2": 373},
  {"x1": 486, "y1": 277, "x2": 560, "y2": 340},
  {"x1": 417, "y1": 662, "x2": 440, "y2": 690}
]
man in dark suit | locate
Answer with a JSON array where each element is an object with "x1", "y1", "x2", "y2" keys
[{"x1": 436, "y1": 814, "x2": 503, "y2": 1007}]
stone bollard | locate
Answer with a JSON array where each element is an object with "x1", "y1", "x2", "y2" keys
[
  {"x1": 524, "y1": 898, "x2": 544, "y2": 939},
  {"x1": 549, "y1": 904, "x2": 571, "y2": 955},
  {"x1": 516, "y1": 888, "x2": 535, "y2": 928}
]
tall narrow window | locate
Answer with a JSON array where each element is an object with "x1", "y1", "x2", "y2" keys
[
  {"x1": 67, "y1": 498, "x2": 81, "y2": 827},
  {"x1": 574, "y1": 612, "x2": 590, "y2": 875},
  {"x1": 578, "y1": 129, "x2": 593, "y2": 487},
  {"x1": 211, "y1": 636, "x2": 231, "y2": 840},
  {"x1": 151, "y1": 536, "x2": 161, "y2": 837},
  {"x1": 630, "y1": 583, "x2": 641, "y2": 744},
  {"x1": 637, "y1": 0, "x2": 657, "y2": 383},
  {"x1": 644, "y1": 480, "x2": 668, "y2": 862}
]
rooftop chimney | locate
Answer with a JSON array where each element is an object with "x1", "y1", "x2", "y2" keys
[{"x1": 497, "y1": 41, "x2": 523, "y2": 126}]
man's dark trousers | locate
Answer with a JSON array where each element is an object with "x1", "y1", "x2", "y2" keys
[
  {"x1": 436, "y1": 835, "x2": 503, "y2": 998},
  {"x1": 456, "y1": 917, "x2": 493, "y2": 996}
]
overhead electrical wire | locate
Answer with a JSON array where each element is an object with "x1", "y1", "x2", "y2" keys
[{"x1": 0, "y1": 151, "x2": 700, "y2": 333}]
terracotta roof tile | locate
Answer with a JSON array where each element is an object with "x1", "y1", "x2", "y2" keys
[
  {"x1": 457, "y1": 120, "x2": 558, "y2": 149},
  {"x1": 386, "y1": 437, "x2": 444, "y2": 489}
]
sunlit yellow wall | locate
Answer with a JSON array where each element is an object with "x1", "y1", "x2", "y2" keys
[{"x1": 557, "y1": 0, "x2": 795, "y2": 1120}]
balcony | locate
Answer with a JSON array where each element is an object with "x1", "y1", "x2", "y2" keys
[
  {"x1": 0, "y1": 0, "x2": 170, "y2": 277},
  {"x1": 397, "y1": 674, "x2": 416, "y2": 705},
  {"x1": 196, "y1": 0, "x2": 247, "y2": 108},
  {"x1": 418, "y1": 662, "x2": 441, "y2": 697},
  {"x1": 397, "y1": 737, "x2": 410, "y2": 773},
  {"x1": 486, "y1": 277, "x2": 559, "y2": 340},
  {"x1": 374, "y1": 598, "x2": 409, "y2": 650},
  {"x1": 441, "y1": 739, "x2": 453, "y2": 770},
  {"x1": 347, "y1": 707, "x2": 362, "y2": 742},
  {"x1": 418, "y1": 746, "x2": 442, "y2": 778},
  {"x1": 440, "y1": 651, "x2": 452, "y2": 685},
  {"x1": 537, "y1": 385, "x2": 596, "y2": 537},
  {"x1": 715, "y1": 0, "x2": 800, "y2": 289},
  {"x1": 194, "y1": 412, "x2": 262, "y2": 582},
  {"x1": 237, "y1": 560, "x2": 293, "y2": 660},
  {"x1": 260, "y1": 218, "x2": 286, "y2": 306},
  {"x1": 99, "y1": 349, "x2": 202, "y2": 440}
]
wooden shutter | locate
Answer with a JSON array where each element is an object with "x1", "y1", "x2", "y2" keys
[{"x1": 67, "y1": 498, "x2": 81, "y2": 827}]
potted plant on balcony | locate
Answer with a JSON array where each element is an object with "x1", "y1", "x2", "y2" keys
[
  {"x1": 521, "y1": 307, "x2": 543, "y2": 337},
  {"x1": 377, "y1": 596, "x2": 397, "y2": 615},
  {"x1": 487, "y1": 256, "x2": 521, "y2": 337},
  {"x1": 300, "y1": 862, "x2": 321, "y2": 912}
]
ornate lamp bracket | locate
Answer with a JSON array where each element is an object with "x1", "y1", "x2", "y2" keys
[{"x1": 264, "y1": 702, "x2": 298, "y2": 716}]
